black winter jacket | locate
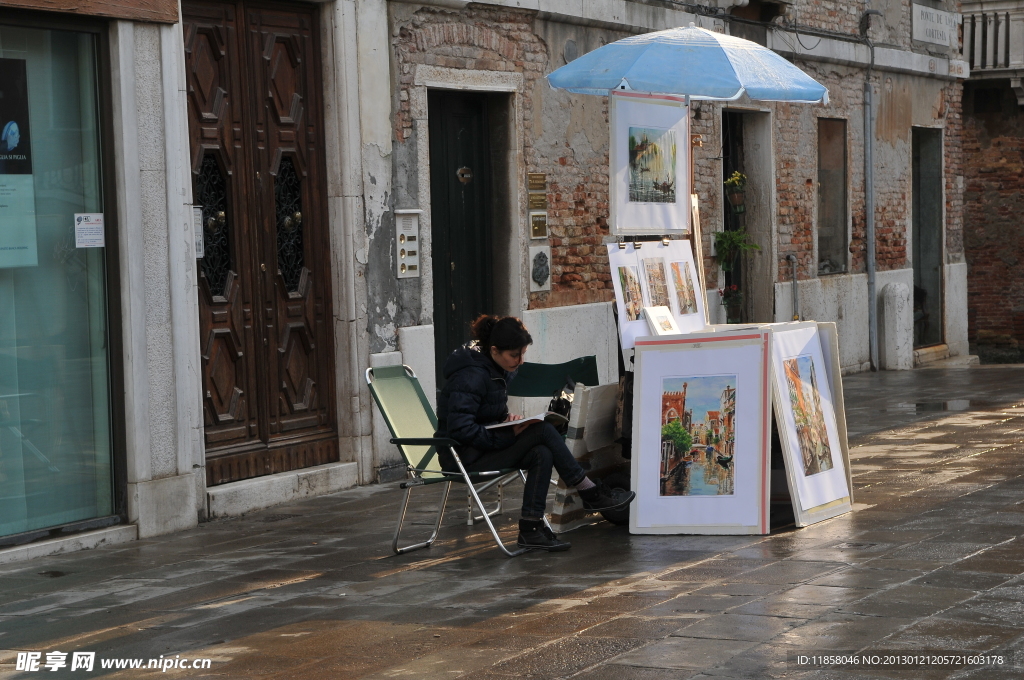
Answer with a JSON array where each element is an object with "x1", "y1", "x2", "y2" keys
[{"x1": 436, "y1": 344, "x2": 518, "y2": 454}]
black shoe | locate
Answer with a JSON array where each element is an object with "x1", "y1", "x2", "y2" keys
[
  {"x1": 578, "y1": 482, "x2": 635, "y2": 512},
  {"x1": 517, "y1": 521, "x2": 571, "y2": 552}
]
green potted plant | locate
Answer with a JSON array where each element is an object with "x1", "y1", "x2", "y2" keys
[
  {"x1": 724, "y1": 171, "x2": 747, "y2": 214},
  {"x1": 714, "y1": 229, "x2": 761, "y2": 272}
]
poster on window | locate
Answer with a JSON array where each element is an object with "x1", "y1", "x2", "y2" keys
[
  {"x1": 608, "y1": 239, "x2": 707, "y2": 361},
  {"x1": 770, "y1": 321, "x2": 852, "y2": 526},
  {"x1": 0, "y1": 58, "x2": 37, "y2": 268},
  {"x1": 610, "y1": 92, "x2": 690, "y2": 235},
  {"x1": 630, "y1": 329, "x2": 771, "y2": 534}
]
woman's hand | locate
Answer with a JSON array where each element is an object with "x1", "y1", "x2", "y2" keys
[{"x1": 506, "y1": 413, "x2": 531, "y2": 436}]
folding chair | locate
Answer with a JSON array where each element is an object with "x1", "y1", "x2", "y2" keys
[{"x1": 365, "y1": 365, "x2": 529, "y2": 557}]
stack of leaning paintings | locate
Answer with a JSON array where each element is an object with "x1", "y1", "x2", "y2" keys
[{"x1": 624, "y1": 322, "x2": 852, "y2": 535}]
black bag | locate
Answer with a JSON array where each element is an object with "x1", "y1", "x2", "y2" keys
[{"x1": 547, "y1": 376, "x2": 575, "y2": 436}]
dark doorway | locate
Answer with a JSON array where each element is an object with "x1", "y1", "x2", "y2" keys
[
  {"x1": 428, "y1": 90, "x2": 494, "y2": 384},
  {"x1": 721, "y1": 110, "x2": 745, "y2": 295},
  {"x1": 183, "y1": 0, "x2": 338, "y2": 485},
  {"x1": 912, "y1": 127, "x2": 944, "y2": 348}
]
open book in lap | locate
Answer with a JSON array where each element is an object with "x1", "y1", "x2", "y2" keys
[{"x1": 483, "y1": 411, "x2": 569, "y2": 430}]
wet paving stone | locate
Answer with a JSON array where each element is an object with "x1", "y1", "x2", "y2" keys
[
  {"x1": 573, "y1": 665, "x2": 700, "y2": 680},
  {"x1": 729, "y1": 560, "x2": 848, "y2": 585},
  {"x1": 484, "y1": 635, "x2": 648, "y2": 679},
  {"x1": 6, "y1": 367, "x2": 1024, "y2": 678},
  {"x1": 880, "y1": 615, "x2": 1022, "y2": 651},
  {"x1": 671, "y1": 612, "x2": 806, "y2": 642},
  {"x1": 808, "y1": 568, "x2": 927, "y2": 590},
  {"x1": 638, "y1": 593, "x2": 763, "y2": 617}
]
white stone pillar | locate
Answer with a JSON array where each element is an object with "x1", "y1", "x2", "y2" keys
[{"x1": 880, "y1": 282, "x2": 913, "y2": 371}]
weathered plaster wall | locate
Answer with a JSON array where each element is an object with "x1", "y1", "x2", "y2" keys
[
  {"x1": 373, "y1": 0, "x2": 966, "y2": 368},
  {"x1": 381, "y1": 4, "x2": 635, "y2": 345}
]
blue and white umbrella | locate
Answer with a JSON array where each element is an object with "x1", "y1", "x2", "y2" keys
[{"x1": 547, "y1": 24, "x2": 827, "y2": 104}]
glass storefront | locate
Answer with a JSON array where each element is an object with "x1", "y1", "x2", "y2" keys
[{"x1": 0, "y1": 24, "x2": 113, "y2": 539}]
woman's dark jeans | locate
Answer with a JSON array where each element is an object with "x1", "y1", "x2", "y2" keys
[{"x1": 456, "y1": 422, "x2": 586, "y2": 519}]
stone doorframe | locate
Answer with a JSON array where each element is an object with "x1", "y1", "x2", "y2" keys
[{"x1": 409, "y1": 65, "x2": 528, "y2": 319}]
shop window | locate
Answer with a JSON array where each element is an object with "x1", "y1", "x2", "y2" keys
[
  {"x1": 817, "y1": 118, "x2": 848, "y2": 275},
  {"x1": 0, "y1": 25, "x2": 113, "y2": 541}
]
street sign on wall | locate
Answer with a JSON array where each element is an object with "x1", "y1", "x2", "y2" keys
[{"x1": 912, "y1": 3, "x2": 961, "y2": 47}]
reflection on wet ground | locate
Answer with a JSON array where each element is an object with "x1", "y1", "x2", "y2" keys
[{"x1": 2, "y1": 366, "x2": 1024, "y2": 679}]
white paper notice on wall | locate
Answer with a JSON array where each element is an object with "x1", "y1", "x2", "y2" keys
[
  {"x1": 193, "y1": 206, "x2": 205, "y2": 259},
  {"x1": 74, "y1": 213, "x2": 105, "y2": 248}
]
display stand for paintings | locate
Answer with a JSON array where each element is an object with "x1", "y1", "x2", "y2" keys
[
  {"x1": 768, "y1": 321, "x2": 853, "y2": 527},
  {"x1": 689, "y1": 194, "x2": 707, "y2": 300}
]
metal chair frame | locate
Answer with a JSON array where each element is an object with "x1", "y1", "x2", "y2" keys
[{"x1": 366, "y1": 365, "x2": 529, "y2": 557}]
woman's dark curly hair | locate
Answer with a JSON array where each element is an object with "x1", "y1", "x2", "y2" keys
[{"x1": 471, "y1": 314, "x2": 532, "y2": 354}]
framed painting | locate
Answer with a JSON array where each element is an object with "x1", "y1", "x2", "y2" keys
[
  {"x1": 770, "y1": 322, "x2": 852, "y2": 526},
  {"x1": 630, "y1": 329, "x2": 771, "y2": 534},
  {"x1": 610, "y1": 92, "x2": 690, "y2": 235},
  {"x1": 644, "y1": 306, "x2": 680, "y2": 335},
  {"x1": 608, "y1": 243, "x2": 651, "y2": 359},
  {"x1": 815, "y1": 321, "x2": 853, "y2": 504}
]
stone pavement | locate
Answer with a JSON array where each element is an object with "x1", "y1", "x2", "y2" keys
[{"x1": 4, "y1": 366, "x2": 1024, "y2": 679}]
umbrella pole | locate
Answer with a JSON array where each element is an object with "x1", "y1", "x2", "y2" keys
[{"x1": 686, "y1": 101, "x2": 709, "y2": 318}]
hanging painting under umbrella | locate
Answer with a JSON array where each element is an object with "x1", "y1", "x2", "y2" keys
[{"x1": 611, "y1": 93, "x2": 690, "y2": 234}]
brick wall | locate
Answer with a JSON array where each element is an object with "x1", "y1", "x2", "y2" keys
[
  {"x1": 772, "y1": 61, "x2": 873, "y2": 281},
  {"x1": 390, "y1": 2, "x2": 964, "y2": 315},
  {"x1": 393, "y1": 6, "x2": 628, "y2": 310},
  {"x1": 963, "y1": 82, "x2": 1024, "y2": 347}
]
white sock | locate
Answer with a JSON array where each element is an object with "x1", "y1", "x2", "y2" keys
[{"x1": 576, "y1": 476, "x2": 596, "y2": 491}]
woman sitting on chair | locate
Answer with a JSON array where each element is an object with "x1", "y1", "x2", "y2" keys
[{"x1": 436, "y1": 314, "x2": 635, "y2": 552}]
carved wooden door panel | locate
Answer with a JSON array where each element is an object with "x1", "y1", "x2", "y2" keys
[
  {"x1": 184, "y1": 2, "x2": 261, "y2": 452},
  {"x1": 184, "y1": 0, "x2": 337, "y2": 486},
  {"x1": 244, "y1": 6, "x2": 336, "y2": 447}
]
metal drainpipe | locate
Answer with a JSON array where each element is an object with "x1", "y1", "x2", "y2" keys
[
  {"x1": 863, "y1": 10, "x2": 882, "y2": 371},
  {"x1": 787, "y1": 254, "x2": 799, "y2": 320}
]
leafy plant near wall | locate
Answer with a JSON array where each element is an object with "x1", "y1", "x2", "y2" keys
[{"x1": 714, "y1": 230, "x2": 761, "y2": 272}]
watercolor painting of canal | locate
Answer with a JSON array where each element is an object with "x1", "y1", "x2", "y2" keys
[
  {"x1": 616, "y1": 265, "x2": 643, "y2": 321},
  {"x1": 628, "y1": 126, "x2": 676, "y2": 203},
  {"x1": 660, "y1": 375, "x2": 737, "y2": 497},
  {"x1": 632, "y1": 330, "x2": 771, "y2": 534},
  {"x1": 609, "y1": 95, "x2": 690, "y2": 234},
  {"x1": 670, "y1": 260, "x2": 698, "y2": 315},
  {"x1": 783, "y1": 355, "x2": 834, "y2": 476},
  {"x1": 769, "y1": 322, "x2": 852, "y2": 526},
  {"x1": 642, "y1": 258, "x2": 670, "y2": 308}
]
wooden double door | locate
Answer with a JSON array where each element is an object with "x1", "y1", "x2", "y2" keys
[{"x1": 183, "y1": 0, "x2": 337, "y2": 485}]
